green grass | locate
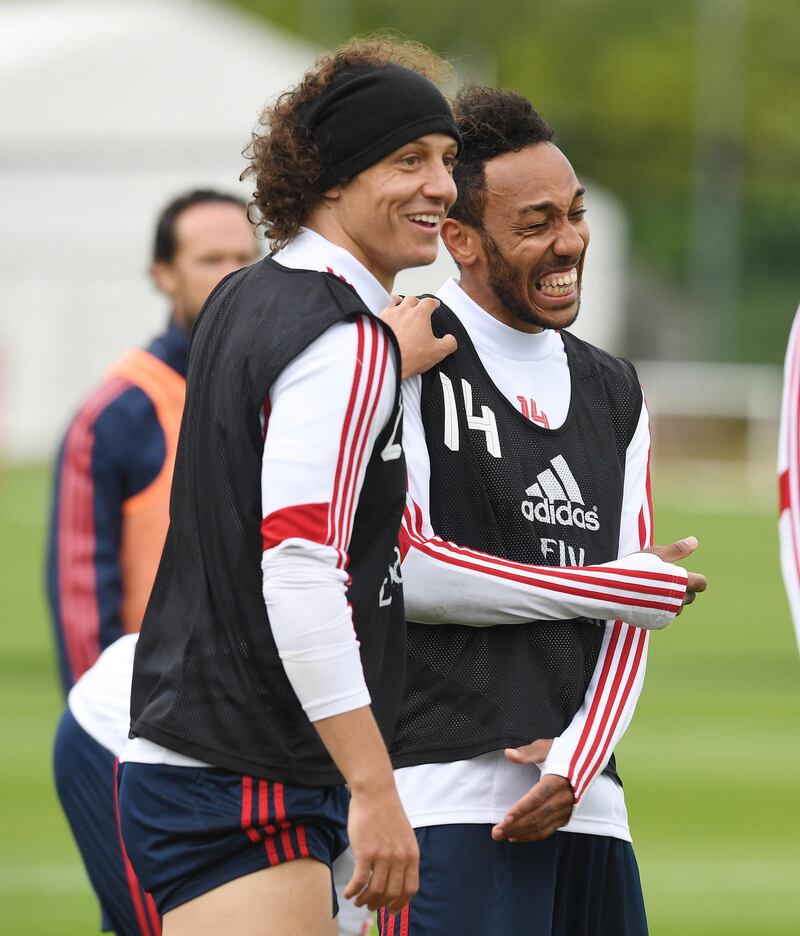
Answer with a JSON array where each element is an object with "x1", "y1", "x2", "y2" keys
[{"x1": 2, "y1": 465, "x2": 799, "y2": 935}]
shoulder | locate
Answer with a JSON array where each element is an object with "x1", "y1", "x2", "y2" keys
[
  {"x1": 563, "y1": 331, "x2": 641, "y2": 394},
  {"x1": 65, "y1": 375, "x2": 161, "y2": 465}
]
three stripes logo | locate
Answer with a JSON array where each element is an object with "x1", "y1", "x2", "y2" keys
[{"x1": 521, "y1": 454, "x2": 600, "y2": 531}]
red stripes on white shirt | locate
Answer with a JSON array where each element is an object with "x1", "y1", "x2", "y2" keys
[
  {"x1": 778, "y1": 309, "x2": 800, "y2": 617},
  {"x1": 260, "y1": 318, "x2": 389, "y2": 565},
  {"x1": 400, "y1": 490, "x2": 683, "y2": 617},
  {"x1": 327, "y1": 316, "x2": 389, "y2": 567},
  {"x1": 58, "y1": 377, "x2": 132, "y2": 683},
  {"x1": 565, "y1": 446, "x2": 654, "y2": 801}
]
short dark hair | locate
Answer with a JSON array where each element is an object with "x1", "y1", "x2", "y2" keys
[
  {"x1": 152, "y1": 189, "x2": 247, "y2": 264},
  {"x1": 449, "y1": 86, "x2": 555, "y2": 230}
]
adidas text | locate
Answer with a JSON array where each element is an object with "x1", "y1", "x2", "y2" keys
[{"x1": 521, "y1": 498, "x2": 600, "y2": 531}]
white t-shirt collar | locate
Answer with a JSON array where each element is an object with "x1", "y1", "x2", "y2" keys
[
  {"x1": 272, "y1": 227, "x2": 391, "y2": 316},
  {"x1": 436, "y1": 277, "x2": 562, "y2": 363}
]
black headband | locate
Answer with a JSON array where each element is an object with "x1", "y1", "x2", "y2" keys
[{"x1": 307, "y1": 63, "x2": 462, "y2": 191}]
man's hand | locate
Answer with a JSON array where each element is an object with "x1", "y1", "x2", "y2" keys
[
  {"x1": 380, "y1": 295, "x2": 457, "y2": 379},
  {"x1": 490, "y1": 740, "x2": 575, "y2": 843},
  {"x1": 644, "y1": 535, "x2": 707, "y2": 611},
  {"x1": 344, "y1": 785, "x2": 420, "y2": 912}
]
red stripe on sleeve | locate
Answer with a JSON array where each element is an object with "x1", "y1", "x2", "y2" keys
[
  {"x1": 327, "y1": 318, "x2": 366, "y2": 564},
  {"x1": 571, "y1": 626, "x2": 637, "y2": 794},
  {"x1": 57, "y1": 378, "x2": 132, "y2": 683},
  {"x1": 566, "y1": 623, "x2": 622, "y2": 786},
  {"x1": 340, "y1": 321, "x2": 389, "y2": 552},
  {"x1": 261, "y1": 502, "x2": 330, "y2": 551},
  {"x1": 780, "y1": 469, "x2": 791, "y2": 515},
  {"x1": 569, "y1": 425, "x2": 654, "y2": 799},
  {"x1": 574, "y1": 627, "x2": 648, "y2": 800}
]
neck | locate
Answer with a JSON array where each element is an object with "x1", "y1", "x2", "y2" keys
[
  {"x1": 457, "y1": 270, "x2": 543, "y2": 334},
  {"x1": 304, "y1": 212, "x2": 395, "y2": 292}
]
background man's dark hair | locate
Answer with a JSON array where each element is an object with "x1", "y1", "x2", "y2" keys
[
  {"x1": 449, "y1": 86, "x2": 554, "y2": 231},
  {"x1": 153, "y1": 189, "x2": 247, "y2": 264}
]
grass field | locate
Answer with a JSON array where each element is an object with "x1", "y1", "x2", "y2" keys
[{"x1": 1, "y1": 463, "x2": 799, "y2": 935}]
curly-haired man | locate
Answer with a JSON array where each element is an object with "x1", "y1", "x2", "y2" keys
[{"x1": 117, "y1": 39, "x2": 461, "y2": 936}]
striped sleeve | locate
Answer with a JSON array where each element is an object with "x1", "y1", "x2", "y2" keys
[
  {"x1": 400, "y1": 376, "x2": 686, "y2": 631},
  {"x1": 540, "y1": 399, "x2": 654, "y2": 801},
  {"x1": 46, "y1": 377, "x2": 132, "y2": 691},
  {"x1": 260, "y1": 316, "x2": 398, "y2": 722},
  {"x1": 778, "y1": 305, "x2": 800, "y2": 655}
]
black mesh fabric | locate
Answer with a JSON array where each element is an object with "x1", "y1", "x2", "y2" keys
[
  {"x1": 391, "y1": 303, "x2": 643, "y2": 780},
  {"x1": 130, "y1": 258, "x2": 407, "y2": 786}
]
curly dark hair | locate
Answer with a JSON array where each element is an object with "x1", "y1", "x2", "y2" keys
[
  {"x1": 449, "y1": 86, "x2": 555, "y2": 231},
  {"x1": 243, "y1": 36, "x2": 452, "y2": 249}
]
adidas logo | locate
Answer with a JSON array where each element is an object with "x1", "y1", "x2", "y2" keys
[{"x1": 521, "y1": 455, "x2": 600, "y2": 531}]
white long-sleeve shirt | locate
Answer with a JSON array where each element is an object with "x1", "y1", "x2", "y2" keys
[
  {"x1": 778, "y1": 303, "x2": 800, "y2": 655},
  {"x1": 394, "y1": 277, "x2": 669, "y2": 840},
  {"x1": 123, "y1": 229, "x2": 398, "y2": 766}
]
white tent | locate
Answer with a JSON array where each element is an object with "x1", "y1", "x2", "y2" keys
[
  {"x1": 0, "y1": 0, "x2": 626, "y2": 462},
  {"x1": 0, "y1": 0, "x2": 316, "y2": 460}
]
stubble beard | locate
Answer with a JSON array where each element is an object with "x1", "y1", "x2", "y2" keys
[{"x1": 482, "y1": 232, "x2": 581, "y2": 331}]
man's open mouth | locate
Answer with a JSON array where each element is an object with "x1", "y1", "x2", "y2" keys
[{"x1": 535, "y1": 267, "x2": 578, "y2": 298}]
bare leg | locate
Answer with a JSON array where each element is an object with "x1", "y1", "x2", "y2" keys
[{"x1": 163, "y1": 858, "x2": 334, "y2": 936}]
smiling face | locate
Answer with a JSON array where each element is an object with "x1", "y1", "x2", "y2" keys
[
  {"x1": 446, "y1": 142, "x2": 589, "y2": 333},
  {"x1": 309, "y1": 132, "x2": 459, "y2": 290}
]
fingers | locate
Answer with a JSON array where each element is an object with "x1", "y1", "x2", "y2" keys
[
  {"x1": 432, "y1": 333, "x2": 458, "y2": 364},
  {"x1": 503, "y1": 738, "x2": 553, "y2": 766},
  {"x1": 343, "y1": 856, "x2": 371, "y2": 902},
  {"x1": 686, "y1": 572, "x2": 707, "y2": 594},
  {"x1": 491, "y1": 776, "x2": 574, "y2": 843},
  {"x1": 645, "y1": 535, "x2": 698, "y2": 564},
  {"x1": 353, "y1": 852, "x2": 419, "y2": 911}
]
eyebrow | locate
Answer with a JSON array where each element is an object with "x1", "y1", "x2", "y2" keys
[{"x1": 518, "y1": 186, "x2": 586, "y2": 216}]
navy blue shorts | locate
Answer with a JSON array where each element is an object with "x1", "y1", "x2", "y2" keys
[
  {"x1": 118, "y1": 761, "x2": 349, "y2": 916},
  {"x1": 378, "y1": 825, "x2": 648, "y2": 936},
  {"x1": 53, "y1": 707, "x2": 161, "y2": 936}
]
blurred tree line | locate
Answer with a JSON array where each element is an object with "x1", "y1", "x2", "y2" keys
[{"x1": 227, "y1": 0, "x2": 799, "y2": 363}]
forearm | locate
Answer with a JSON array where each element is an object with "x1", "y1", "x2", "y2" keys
[
  {"x1": 261, "y1": 316, "x2": 396, "y2": 722},
  {"x1": 313, "y1": 706, "x2": 397, "y2": 794},
  {"x1": 402, "y1": 377, "x2": 684, "y2": 630},
  {"x1": 262, "y1": 540, "x2": 370, "y2": 721},
  {"x1": 539, "y1": 400, "x2": 654, "y2": 800},
  {"x1": 402, "y1": 533, "x2": 685, "y2": 630}
]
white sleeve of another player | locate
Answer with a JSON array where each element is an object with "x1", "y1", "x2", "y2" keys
[
  {"x1": 261, "y1": 317, "x2": 397, "y2": 723},
  {"x1": 778, "y1": 305, "x2": 800, "y2": 656},
  {"x1": 539, "y1": 399, "x2": 653, "y2": 801},
  {"x1": 401, "y1": 376, "x2": 685, "y2": 630}
]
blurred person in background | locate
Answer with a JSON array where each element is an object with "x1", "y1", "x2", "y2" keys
[
  {"x1": 49, "y1": 189, "x2": 260, "y2": 936},
  {"x1": 380, "y1": 86, "x2": 706, "y2": 936},
  {"x1": 118, "y1": 39, "x2": 460, "y2": 936},
  {"x1": 778, "y1": 304, "x2": 800, "y2": 656}
]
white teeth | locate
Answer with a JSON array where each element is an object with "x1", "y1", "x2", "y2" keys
[
  {"x1": 409, "y1": 214, "x2": 440, "y2": 224},
  {"x1": 538, "y1": 268, "x2": 578, "y2": 291}
]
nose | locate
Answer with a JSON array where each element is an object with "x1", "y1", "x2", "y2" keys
[
  {"x1": 422, "y1": 161, "x2": 458, "y2": 209},
  {"x1": 553, "y1": 221, "x2": 586, "y2": 259}
]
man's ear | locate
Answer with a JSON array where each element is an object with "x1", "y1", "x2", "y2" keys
[
  {"x1": 151, "y1": 261, "x2": 177, "y2": 299},
  {"x1": 441, "y1": 218, "x2": 481, "y2": 268},
  {"x1": 320, "y1": 184, "x2": 343, "y2": 203}
]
